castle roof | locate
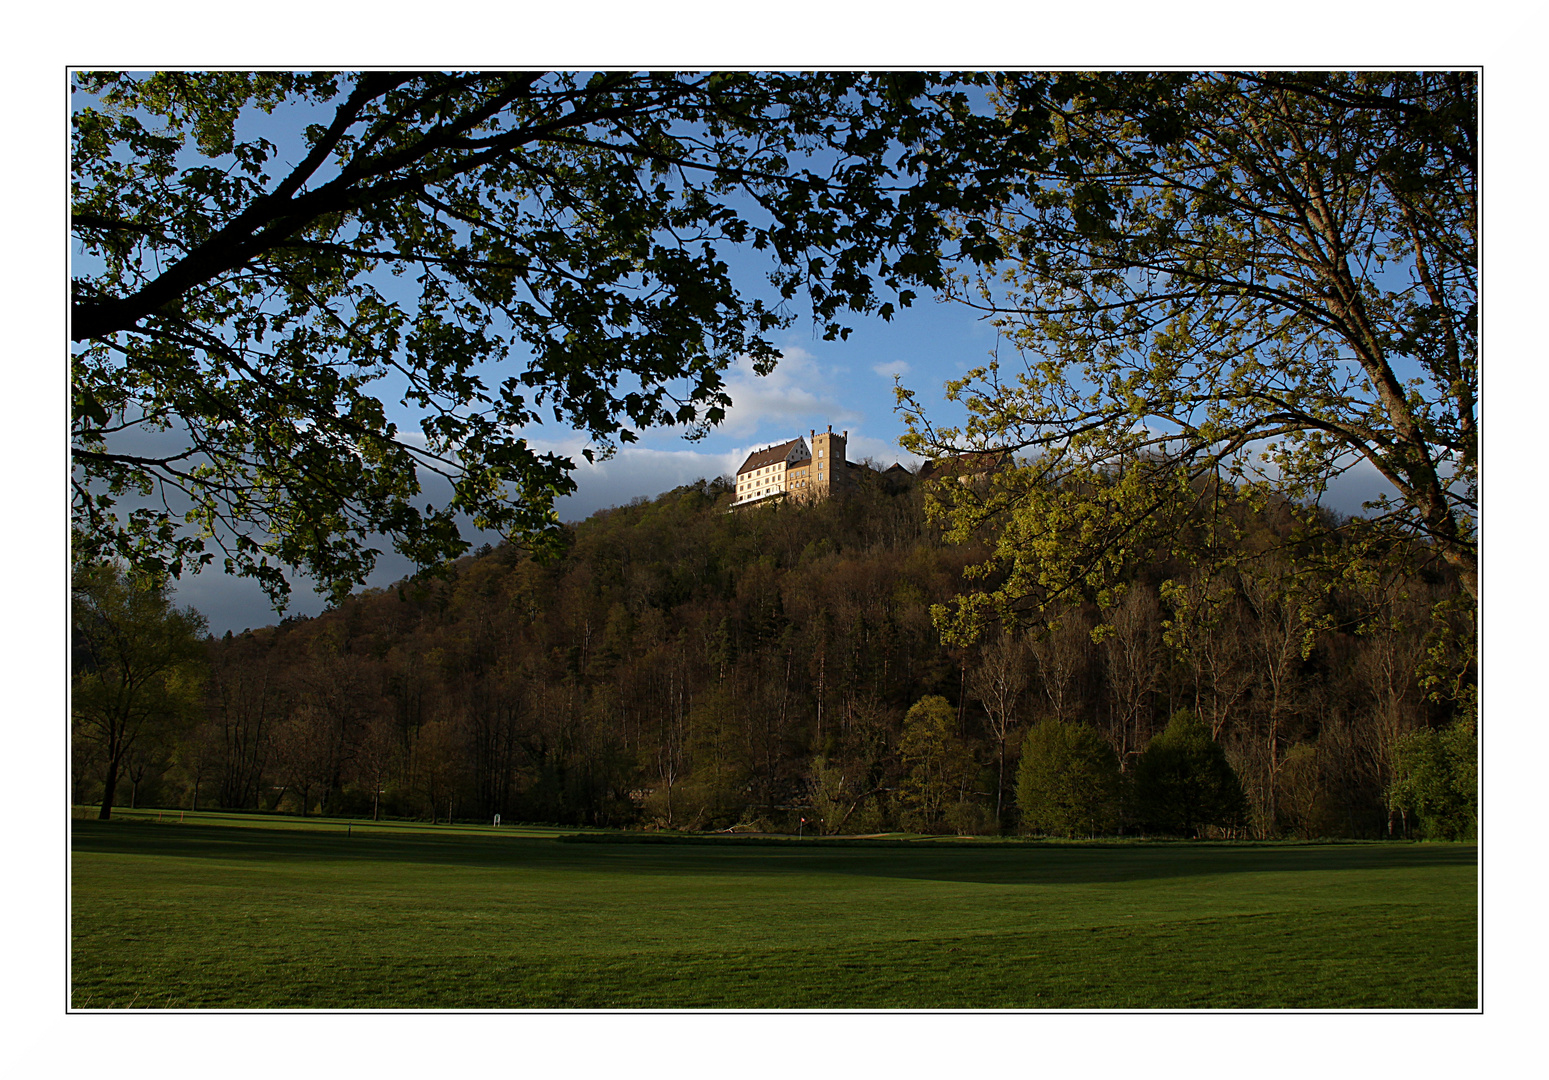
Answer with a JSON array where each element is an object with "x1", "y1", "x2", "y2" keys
[
  {"x1": 736, "y1": 438, "x2": 804, "y2": 476},
  {"x1": 918, "y1": 450, "x2": 1010, "y2": 480}
]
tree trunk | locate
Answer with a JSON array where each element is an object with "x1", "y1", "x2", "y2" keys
[
  {"x1": 996, "y1": 738, "x2": 1007, "y2": 833},
  {"x1": 958, "y1": 660, "x2": 967, "y2": 737},
  {"x1": 98, "y1": 757, "x2": 120, "y2": 820}
]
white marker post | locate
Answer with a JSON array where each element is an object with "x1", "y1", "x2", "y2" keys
[{"x1": 493, "y1": 813, "x2": 501, "y2": 827}]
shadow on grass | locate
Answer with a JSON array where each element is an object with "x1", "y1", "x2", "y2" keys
[{"x1": 71, "y1": 819, "x2": 1476, "y2": 887}]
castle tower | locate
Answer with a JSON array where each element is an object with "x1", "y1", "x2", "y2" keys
[{"x1": 808, "y1": 424, "x2": 850, "y2": 500}]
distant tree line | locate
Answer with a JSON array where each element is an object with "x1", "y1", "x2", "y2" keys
[{"x1": 72, "y1": 470, "x2": 1475, "y2": 840}]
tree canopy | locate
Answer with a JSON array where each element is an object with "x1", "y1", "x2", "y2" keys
[
  {"x1": 1014, "y1": 718, "x2": 1122, "y2": 838},
  {"x1": 72, "y1": 71, "x2": 986, "y2": 608},
  {"x1": 898, "y1": 71, "x2": 1477, "y2": 641},
  {"x1": 897, "y1": 695, "x2": 976, "y2": 831}
]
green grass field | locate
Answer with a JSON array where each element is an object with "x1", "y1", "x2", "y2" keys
[{"x1": 71, "y1": 810, "x2": 1477, "y2": 1009}]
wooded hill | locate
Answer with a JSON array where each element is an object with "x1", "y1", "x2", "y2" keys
[{"x1": 75, "y1": 472, "x2": 1474, "y2": 840}]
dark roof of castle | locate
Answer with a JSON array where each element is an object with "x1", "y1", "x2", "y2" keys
[
  {"x1": 736, "y1": 438, "x2": 804, "y2": 476},
  {"x1": 918, "y1": 450, "x2": 1010, "y2": 480}
]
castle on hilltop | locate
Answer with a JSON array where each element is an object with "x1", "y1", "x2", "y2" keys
[
  {"x1": 732, "y1": 425, "x2": 1010, "y2": 508},
  {"x1": 733, "y1": 425, "x2": 861, "y2": 507}
]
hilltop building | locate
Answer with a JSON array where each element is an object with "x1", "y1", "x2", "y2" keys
[
  {"x1": 731, "y1": 429, "x2": 1010, "y2": 508},
  {"x1": 733, "y1": 425, "x2": 862, "y2": 507}
]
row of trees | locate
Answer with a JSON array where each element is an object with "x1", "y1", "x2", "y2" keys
[
  {"x1": 73, "y1": 472, "x2": 1475, "y2": 840},
  {"x1": 1017, "y1": 711, "x2": 1245, "y2": 839}
]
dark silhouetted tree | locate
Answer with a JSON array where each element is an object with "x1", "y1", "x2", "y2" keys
[
  {"x1": 1131, "y1": 710, "x2": 1248, "y2": 837},
  {"x1": 72, "y1": 70, "x2": 983, "y2": 608}
]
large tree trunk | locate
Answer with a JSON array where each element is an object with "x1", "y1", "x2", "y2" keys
[{"x1": 98, "y1": 755, "x2": 121, "y2": 820}]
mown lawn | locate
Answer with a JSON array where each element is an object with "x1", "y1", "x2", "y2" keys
[{"x1": 70, "y1": 812, "x2": 1477, "y2": 1009}]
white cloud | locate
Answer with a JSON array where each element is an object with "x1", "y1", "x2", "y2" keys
[
  {"x1": 551, "y1": 443, "x2": 744, "y2": 521},
  {"x1": 845, "y1": 431, "x2": 921, "y2": 469},
  {"x1": 719, "y1": 347, "x2": 862, "y2": 437},
  {"x1": 871, "y1": 360, "x2": 911, "y2": 380}
]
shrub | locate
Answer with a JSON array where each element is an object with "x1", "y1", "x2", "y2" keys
[
  {"x1": 1278, "y1": 742, "x2": 1341, "y2": 839},
  {"x1": 945, "y1": 799, "x2": 994, "y2": 836}
]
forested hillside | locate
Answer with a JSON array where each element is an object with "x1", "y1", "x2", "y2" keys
[{"x1": 74, "y1": 472, "x2": 1474, "y2": 840}]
